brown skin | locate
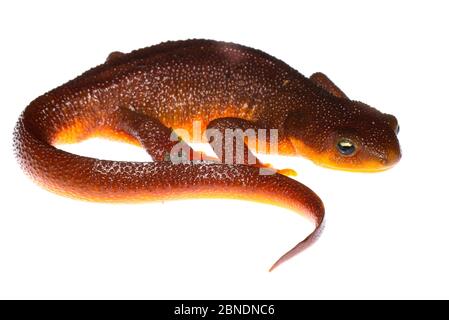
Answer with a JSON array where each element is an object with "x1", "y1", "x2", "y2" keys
[{"x1": 13, "y1": 39, "x2": 401, "y2": 271}]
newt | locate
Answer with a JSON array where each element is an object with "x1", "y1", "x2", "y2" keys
[{"x1": 13, "y1": 39, "x2": 401, "y2": 271}]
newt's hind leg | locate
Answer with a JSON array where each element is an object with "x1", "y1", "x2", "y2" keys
[
  {"x1": 112, "y1": 107, "x2": 195, "y2": 162},
  {"x1": 206, "y1": 117, "x2": 296, "y2": 176}
]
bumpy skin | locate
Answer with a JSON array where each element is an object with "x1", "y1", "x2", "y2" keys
[{"x1": 13, "y1": 39, "x2": 400, "y2": 271}]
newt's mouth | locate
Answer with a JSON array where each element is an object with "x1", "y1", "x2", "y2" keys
[
  {"x1": 315, "y1": 160, "x2": 399, "y2": 173},
  {"x1": 313, "y1": 149, "x2": 401, "y2": 173},
  {"x1": 291, "y1": 138, "x2": 401, "y2": 173}
]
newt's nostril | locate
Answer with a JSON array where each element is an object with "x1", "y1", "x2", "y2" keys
[{"x1": 382, "y1": 149, "x2": 401, "y2": 167}]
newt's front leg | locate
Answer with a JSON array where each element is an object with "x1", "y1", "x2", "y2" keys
[
  {"x1": 309, "y1": 72, "x2": 348, "y2": 99},
  {"x1": 206, "y1": 117, "x2": 296, "y2": 176}
]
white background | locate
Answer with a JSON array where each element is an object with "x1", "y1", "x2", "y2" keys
[{"x1": 1, "y1": 0, "x2": 448, "y2": 299}]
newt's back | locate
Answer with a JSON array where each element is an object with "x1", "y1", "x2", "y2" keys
[{"x1": 75, "y1": 39, "x2": 315, "y2": 132}]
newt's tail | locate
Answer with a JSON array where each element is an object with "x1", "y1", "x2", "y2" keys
[
  {"x1": 14, "y1": 111, "x2": 325, "y2": 271},
  {"x1": 269, "y1": 217, "x2": 324, "y2": 271}
]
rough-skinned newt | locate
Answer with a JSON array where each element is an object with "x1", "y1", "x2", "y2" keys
[{"x1": 13, "y1": 39, "x2": 401, "y2": 271}]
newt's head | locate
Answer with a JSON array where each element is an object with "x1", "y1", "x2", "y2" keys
[{"x1": 285, "y1": 74, "x2": 401, "y2": 172}]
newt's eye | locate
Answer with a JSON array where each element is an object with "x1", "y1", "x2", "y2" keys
[{"x1": 337, "y1": 139, "x2": 356, "y2": 156}]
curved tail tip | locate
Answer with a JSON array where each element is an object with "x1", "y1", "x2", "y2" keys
[
  {"x1": 267, "y1": 219, "x2": 325, "y2": 272},
  {"x1": 268, "y1": 252, "x2": 291, "y2": 272},
  {"x1": 268, "y1": 260, "x2": 281, "y2": 272}
]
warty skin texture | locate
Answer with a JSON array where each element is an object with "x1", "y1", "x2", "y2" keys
[{"x1": 13, "y1": 39, "x2": 400, "y2": 270}]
